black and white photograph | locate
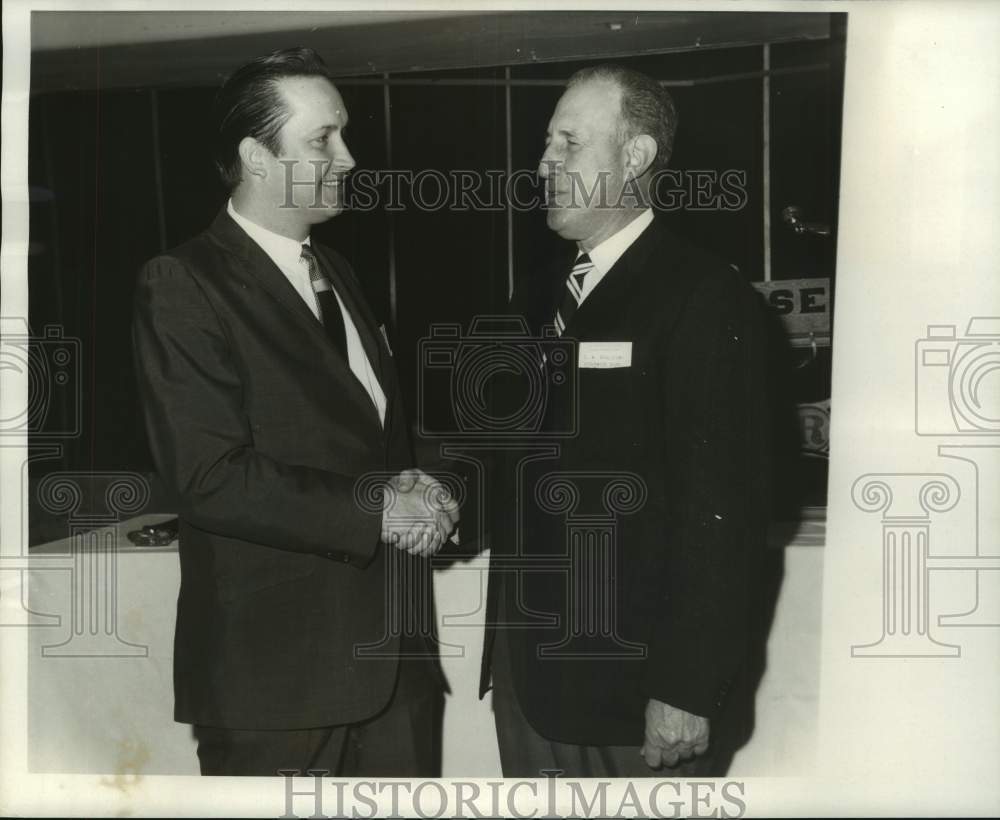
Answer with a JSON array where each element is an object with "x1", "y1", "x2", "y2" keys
[{"x1": 1, "y1": 2, "x2": 997, "y2": 817}]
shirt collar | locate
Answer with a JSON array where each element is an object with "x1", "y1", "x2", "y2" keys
[
  {"x1": 582, "y1": 208, "x2": 654, "y2": 275},
  {"x1": 227, "y1": 199, "x2": 310, "y2": 270}
]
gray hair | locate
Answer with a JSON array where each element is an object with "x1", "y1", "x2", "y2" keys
[{"x1": 567, "y1": 64, "x2": 678, "y2": 172}]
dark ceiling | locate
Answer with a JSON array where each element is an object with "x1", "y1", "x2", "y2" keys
[{"x1": 31, "y1": 10, "x2": 834, "y2": 93}]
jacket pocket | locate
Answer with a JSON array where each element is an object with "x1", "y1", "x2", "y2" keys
[{"x1": 211, "y1": 536, "x2": 318, "y2": 602}]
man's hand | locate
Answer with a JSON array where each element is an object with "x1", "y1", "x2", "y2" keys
[
  {"x1": 640, "y1": 698, "x2": 709, "y2": 769},
  {"x1": 381, "y1": 469, "x2": 459, "y2": 557}
]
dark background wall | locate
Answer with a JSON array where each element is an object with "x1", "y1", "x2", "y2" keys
[{"x1": 26, "y1": 21, "x2": 844, "y2": 541}]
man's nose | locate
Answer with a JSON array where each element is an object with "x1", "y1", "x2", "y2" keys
[
  {"x1": 334, "y1": 139, "x2": 356, "y2": 172},
  {"x1": 538, "y1": 152, "x2": 558, "y2": 179}
]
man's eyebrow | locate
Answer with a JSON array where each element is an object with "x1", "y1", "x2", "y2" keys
[{"x1": 309, "y1": 121, "x2": 348, "y2": 134}]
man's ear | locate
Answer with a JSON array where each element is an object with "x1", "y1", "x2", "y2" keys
[
  {"x1": 238, "y1": 136, "x2": 269, "y2": 180},
  {"x1": 625, "y1": 134, "x2": 658, "y2": 179}
]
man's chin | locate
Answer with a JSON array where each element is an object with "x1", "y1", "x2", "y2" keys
[
  {"x1": 305, "y1": 192, "x2": 345, "y2": 221},
  {"x1": 546, "y1": 207, "x2": 579, "y2": 239}
]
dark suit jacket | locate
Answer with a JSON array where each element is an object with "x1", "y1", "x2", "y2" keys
[
  {"x1": 133, "y1": 208, "x2": 433, "y2": 731},
  {"x1": 481, "y1": 217, "x2": 771, "y2": 746}
]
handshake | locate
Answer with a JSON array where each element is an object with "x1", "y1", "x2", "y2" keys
[{"x1": 381, "y1": 468, "x2": 460, "y2": 557}]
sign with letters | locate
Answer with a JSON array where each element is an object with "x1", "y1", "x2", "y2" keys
[
  {"x1": 752, "y1": 277, "x2": 831, "y2": 345},
  {"x1": 798, "y1": 398, "x2": 831, "y2": 457}
]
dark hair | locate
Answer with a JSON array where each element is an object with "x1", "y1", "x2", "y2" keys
[
  {"x1": 213, "y1": 47, "x2": 334, "y2": 191},
  {"x1": 567, "y1": 64, "x2": 678, "y2": 172}
]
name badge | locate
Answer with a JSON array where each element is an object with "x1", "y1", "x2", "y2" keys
[
  {"x1": 578, "y1": 341, "x2": 632, "y2": 369},
  {"x1": 379, "y1": 324, "x2": 394, "y2": 356}
]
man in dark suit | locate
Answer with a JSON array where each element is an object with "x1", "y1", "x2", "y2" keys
[
  {"x1": 482, "y1": 64, "x2": 770, "y2": 777},
  {"x1": 132, "y1": 48, "x2": 457, "y2": 777}
]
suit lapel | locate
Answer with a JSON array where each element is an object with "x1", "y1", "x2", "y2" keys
[
  {"x1": 567, "y1": 218, "x2": 696, "y2": 342},
  {"x1": 208, "y1": 209, "x2": 326, "y2": 336},
  {"x1": 515, "y1": 244, "x2": 576, "y2": 335},
  {"x1": 206, "y1": 209, "x2": 385, "y2": 426}
]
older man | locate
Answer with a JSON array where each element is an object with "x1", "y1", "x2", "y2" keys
[
  {"x1": 133, "y1": 48, "x2": 457, "y2": 777},
  {"x1": 482, "y1": 64, "x2": 770, "y2": 777}
]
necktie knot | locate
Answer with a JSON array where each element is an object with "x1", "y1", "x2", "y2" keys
[{"x1": 301, "y1": 245, "x2": 330, "y2": 290}]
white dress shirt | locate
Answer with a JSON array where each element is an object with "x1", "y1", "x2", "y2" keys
[
  {"x1": 576, "y1": 208, "x2": 654, "y2": 306},
  {"x1": 227, "y1": 200, "x2": 387, "y2": 426}
]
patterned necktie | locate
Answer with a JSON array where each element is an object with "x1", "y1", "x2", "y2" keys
[
  {"x1": 554, "y1": 253, "x2": 595, "y2": 336},
  {"x1": 301, "y1": 244, "x2": 348, "y2": 357}
]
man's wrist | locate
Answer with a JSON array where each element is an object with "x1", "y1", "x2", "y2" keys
[{"x1": 381, "y1": 481, "x2": 394, "y2": 527}]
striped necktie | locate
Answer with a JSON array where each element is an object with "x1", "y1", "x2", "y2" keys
[
  {"x1": 554, "y1": 253, "x2": 595, "y2": 336},
  {"x1": 301, "y1": 244, "x2": 348, "y2": 357}
]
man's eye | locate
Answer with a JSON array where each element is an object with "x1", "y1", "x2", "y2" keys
[{"x1": 312, "y1": 136, "x2": 328, "y2": 146}]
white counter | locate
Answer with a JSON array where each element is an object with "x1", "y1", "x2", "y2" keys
[{"x1": 27, "y1": 515, "x2": 823, "y2": 776}]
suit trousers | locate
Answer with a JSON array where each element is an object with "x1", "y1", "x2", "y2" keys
[
  {"x1": 490, "y1": 593, "x2": 725, "y2": 779},
  {"x1": 194, "y1": 646, "x2": 443, "y2": 777}
]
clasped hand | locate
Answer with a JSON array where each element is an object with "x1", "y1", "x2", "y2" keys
[
  {"x1": 381, "y1": 468, "x2": 459, "y2": 557},
  {"x1": 640, "y1": 698, "x2": 710, "y2": 769}
]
